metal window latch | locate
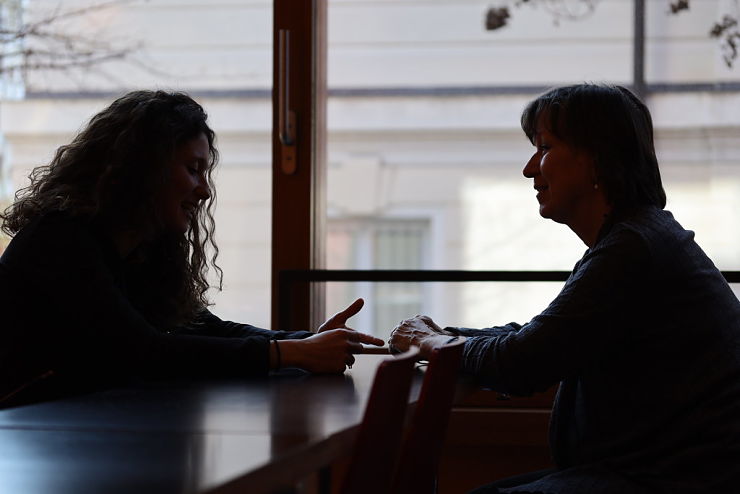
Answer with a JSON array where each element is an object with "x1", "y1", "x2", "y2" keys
[{"x1": 278, "y1": 29, "x2": 297, "y2": 175}]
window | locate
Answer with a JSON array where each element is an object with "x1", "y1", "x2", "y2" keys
[
  {"x1": 2, "y1": 1, "x2": 738, "y2": 330},
  {"x1": 0, "y1": 0, "x2": 23, "y2": 100},
  {"x1": 1, "y1": 0, "x2": 277, "y2": 327},
  {"x1": 327, "y1": 218, "x2": 428, "y2": 339},
  {"x1": 321, "y1": 0, "x2": 740, "y2": 330}
]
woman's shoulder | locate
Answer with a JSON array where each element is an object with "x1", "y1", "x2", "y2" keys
[
  {"x1": 2, "y1": 210, "x2": 109, "y2": 269},
  {"x1": 607, "y1": 207, "x2": 691, "y2": 248},
  {"x1": 620, "y1": 206, "x2": 681, "y2": 229},
  {"x1": 607, "y1": 206, "x2": 721, "y2": 276},
  {"x1": 10, "y1": 210, "x2": 88, "y2": 238},
  {"x1": 587, "y1": 207, "x2": 696, "y2": 273}
]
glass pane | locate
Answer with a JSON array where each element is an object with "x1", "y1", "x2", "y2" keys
[
  {"x1": 327, "y1": 219, "x2": 428, "y2": 338},
  {"x1": 0, "y1": 0, "x2": 274, "y2": 327},
  {"x1": 325, "y1": 281, "x2": 563, "y2": 341},
  {"x1": 325, "y1": 0, "x2": 740, "y2": 333}
]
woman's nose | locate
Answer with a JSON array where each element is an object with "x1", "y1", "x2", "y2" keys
[
  {"x1": 522, "y1": 153, "x2": 539, "y2": 178},
  {"x1": 195, "y1": 176, "x2": 211, "y2": 200}
]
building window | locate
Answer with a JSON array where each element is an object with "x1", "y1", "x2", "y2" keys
[{"x1": 326, "y1": 218, "x2": 429, "y2": 340}]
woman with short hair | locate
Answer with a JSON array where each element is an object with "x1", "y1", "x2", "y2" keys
[{"x1": 390, "y1": 84, "x2": 740, "y2": 493}]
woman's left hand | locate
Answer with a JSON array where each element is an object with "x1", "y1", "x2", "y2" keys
[
  {"x1": 284, "y1": 329, "x2": 383, "y2": 373},
  {"x1": 318, "y1": 298, "x2": 365, "y2": 333}
]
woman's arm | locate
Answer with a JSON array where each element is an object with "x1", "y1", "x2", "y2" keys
[
  {"x1": 174, "y1": 310, "x2": 313, "y2": 340},
  {"x1": 446, "y1": 323, "x2": 523, "y2": 338},
  {"x1": 460, "y1": 228, "x2": 651, "y2": 395},
  {"x1": 3, "y1": 215, "x2": 379, "y2": 381},
  {"x1": 181, "y1": 299, "x2": 384, "y2": 373},
  {"x1": 390, "y1": 226, "x2": 650, "y2": 395}
]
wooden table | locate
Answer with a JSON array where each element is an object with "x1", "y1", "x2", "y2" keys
[{"x1": 0, "y1": 354, "x2": 424, "y2": 494}]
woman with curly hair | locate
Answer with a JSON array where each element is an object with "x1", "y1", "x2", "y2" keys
[{"x1": 0, "y1": 90, "x2": 381, "y2": 407}]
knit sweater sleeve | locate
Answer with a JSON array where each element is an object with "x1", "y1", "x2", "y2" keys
[
  {"x1": 174, "y1": 310, "x2": 314, "y2": 340},
  {"x1": 459, "y1": 226, "x2": 650, "y2": 396}
]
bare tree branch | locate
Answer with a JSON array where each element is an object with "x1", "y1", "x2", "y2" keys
[
  {"x1": 484, "y1": 0, "x2": 739, "y2": 68},
  {"x1": 668, "y1": 0, "x2": 690, "y2": 15},
  {"x1": 710, "y1": 14, "x2": 740, "y2": 68},
  {"x1": 0, "y1": 0, "x2": 166, "y2": 88},
  {"x1": 484, "y1": 0, "x2": 600, "y2": 30}
]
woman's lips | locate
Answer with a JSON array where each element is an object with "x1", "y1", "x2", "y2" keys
[
  {"x1": 534, "y1": 185, "x2": 548, "y2": 198},
  {"x1": 182, "y1": 202, "x2": 197, "y2": 218}
]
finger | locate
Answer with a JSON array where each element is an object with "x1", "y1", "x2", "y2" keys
[
  {"x1": 347, "y1": 354, "x2": 356, "y2": 366},
  {"x1": 419, "y1": 315, "x2": 441, "y2": 331},
  {"x1": 333, "y1": 298, "x2": 364, "y2": 324},
  {"x1": 388, "y1": 341, "x2": 404, "y2": 354},
  {"x1": 355, "y1": 332, "x2": 385, "y2": 346},
  {"x1": 390, "y1": 327, "x2": 407, "y2": 340},
  {"x1": 347, "y1": 341, "x2": 364, "y2": 352}
]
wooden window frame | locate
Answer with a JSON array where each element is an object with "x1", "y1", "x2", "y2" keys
[{"x1": 271, "y1": 0, "x2": 327, "y2": 331}]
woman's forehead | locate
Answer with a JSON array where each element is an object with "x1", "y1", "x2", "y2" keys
[{"x1": 535, "y1": 110, "x2": 557, "y2": 135}]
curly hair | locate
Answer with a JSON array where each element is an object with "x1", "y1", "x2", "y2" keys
[
  {"x1": 521, "y1": 84, "x2": 666, "y2": 214},
  {"x1": 1, "y1": 90, "x2": 222, "y2": 328}
]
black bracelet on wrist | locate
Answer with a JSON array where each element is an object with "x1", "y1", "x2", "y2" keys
[
  {"x1": 273, "y1": 340, "x2": 282, "y2": 370},
  {"x1": 445, "y1": 336, "x2": 460, "y2": 344}
]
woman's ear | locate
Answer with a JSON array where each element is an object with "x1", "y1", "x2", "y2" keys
[
  {"x1": 583, "y1": 153, "x2": 603, "y2": 193},
  {"x1": 575, "y1": 149, "x2": 598, "y2": 184}
]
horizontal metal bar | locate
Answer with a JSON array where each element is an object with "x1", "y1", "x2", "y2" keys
[
  {"x1": 329, "y1": 83, "x2": 740, "y2": 97},
  {"x1": 26, "y1": 82, "x2": 740, "y2": 101},
  {"x1": 646, "y1": 82, "x2": 740, "y2": 93},
  {"x1": 281, "y1": 269, "x2": 740, "y2": 283},
  {"x1": 725, "y1": 271, "x2": 740, "y2": 283},
  {"x1": 327, "y1": 85, "x2": 552, "y2": 97},
  {"x1": 279, "y1": 269, "x2": 571, "y2": 283}
]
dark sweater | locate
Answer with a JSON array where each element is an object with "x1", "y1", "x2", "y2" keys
[
  {"x1": 453, "y1": 207, "x2": 740, "y2": 493},
  {"x1": 0, "y1": 212, "x2": 311, "y2": 406}
]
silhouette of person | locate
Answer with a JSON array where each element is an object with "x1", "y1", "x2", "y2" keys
[
  {"x1": 390, "y1": 84, "x2": 740, "y2": 493},
  {"x1": 0, "y1": 90, "x2": 382, "y2": 407}
]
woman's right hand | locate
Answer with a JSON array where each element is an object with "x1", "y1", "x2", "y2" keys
[
  {"x1": 389, "y1": 315, "x2": 458, "y2": 359},
  {"x1": 410, "y1": 315, "x2": 453, "y2": 336},
  {"x1": 277, "y1": 329, "x2": 384, "y2": 374}
]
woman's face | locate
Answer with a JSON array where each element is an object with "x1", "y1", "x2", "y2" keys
[
  {"x1": 158, "y1": 133, "x2": 211, "y2": 234},
  {"x1": 522, "y1": 114, "x2": 599, "y2": 227}
]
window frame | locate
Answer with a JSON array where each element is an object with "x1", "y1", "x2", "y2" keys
[
  {"x1": 271, "y1": 0, "x2": 327, "y2": 331},
  {"x1": 270, "y1": 0, "x2": 740, "y2": 331}
]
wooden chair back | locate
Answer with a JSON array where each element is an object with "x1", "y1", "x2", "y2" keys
[
  {"x1": 391, "y1": 338, "x2": 465, "y2": 494},
  {"x1": 339, "y1": 346, "x2": 420, "y2": 494}
]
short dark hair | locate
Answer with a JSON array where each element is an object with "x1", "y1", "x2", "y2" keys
[{"x1": 521, "y1": 84, "x2": 666, "y2": 213}]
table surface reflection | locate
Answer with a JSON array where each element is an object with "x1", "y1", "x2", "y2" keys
[{"x1": 0, "y1": 354, "x2": 424, "y2": 494}]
